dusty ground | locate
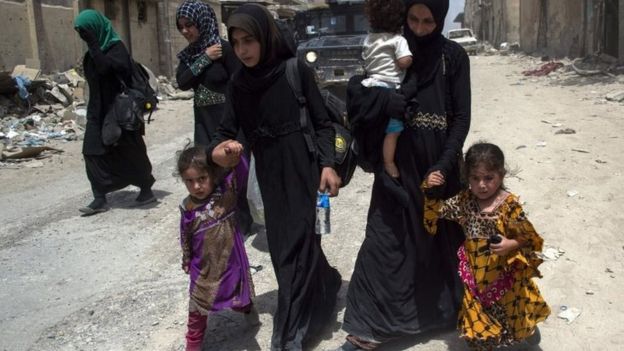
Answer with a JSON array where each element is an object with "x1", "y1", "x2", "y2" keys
[{"x1": 1, "y1": 54, "x2": 624, "y2": 351}]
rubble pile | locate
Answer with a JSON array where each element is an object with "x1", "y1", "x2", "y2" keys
[{"x1": 0, "y1": 65, "x2": 191, "y2": 166}]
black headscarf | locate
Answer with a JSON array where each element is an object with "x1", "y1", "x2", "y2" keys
[
  {"x1": 403, "y1": 0, "x2": 449, "y2": 86},
  {"x1": 227, "y1": 4, "x2": 294, "y2": 93}
]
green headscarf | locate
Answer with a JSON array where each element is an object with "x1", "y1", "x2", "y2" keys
[{"x1": 74, "y1": 9, "x2": 121, "y2": 51}]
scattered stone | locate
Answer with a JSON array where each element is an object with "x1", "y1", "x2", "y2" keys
[
  {"x1": 596, "y1": 159, "x2": 607, "y2": 164},
  {"x1": 516, "y1": 145, "x2": 527, "y2": 150},
  {"x1": 571, "y1": 148, "x2": 590, "y2": 153},
  {"x1": 606, "y1": 268, "x2": 614, "y2": 273},
  {"x1": 536, "y1": 141, "x2": 547, "y2": 147},
  {"x1": 555, "y1": 128, "x2": 576, "y2": 135},
  {"x1": 605, "y1": 91, "x2": 624, "y2": 102},
  {"x1": 566, "y1": 190, "x2": 578, "y2": 197},
  {"x1": 585, "y1": 290, "x2": 594, "y2": 295},
  {"x1": 557, "y1": 306, "x2": 581, "y2": 324},
  {"x1": 540, "y1": 247, "x2": 565, "y2": 260}
]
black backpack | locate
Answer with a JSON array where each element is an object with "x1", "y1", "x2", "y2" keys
[
  {"x1": 128, "y1": 60, "x2": 158, "y2": 122},
  {"x1": 284, "y1": 58, "x2": 358, "y2": 187}
]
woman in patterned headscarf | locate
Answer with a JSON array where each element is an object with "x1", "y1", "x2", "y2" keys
[
  {"x1": 176, "y1": 0, "x2": 253, "y2": 237},
  {"x1": 333, "y1": 0, "x2": 471, "y2": 350},
  {"x1": 74, "y1": 9, "x2": 156, "y2": 215}
]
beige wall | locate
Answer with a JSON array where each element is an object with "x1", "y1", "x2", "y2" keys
[
  {"x1": 0, "y1": 1, "x2": 32, "y2": 72},
  {"x1": 0, "y1": 1, "x2": 83, "y2": 72}
]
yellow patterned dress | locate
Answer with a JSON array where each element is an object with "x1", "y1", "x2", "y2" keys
[{"x1": 423, "y1": 189, "x2": 550, "y2": 350}]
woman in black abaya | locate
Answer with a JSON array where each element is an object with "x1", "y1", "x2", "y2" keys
[
  {"x1": 207, "y1": 4, "x2": 342, "y2": 350},
  {"x1": 336, "y1": 0, "x2": 471, "y2": 349}
]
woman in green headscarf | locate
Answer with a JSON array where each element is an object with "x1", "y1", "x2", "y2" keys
[{"x1": 74, "y1": 9, "x2": 156, "y2": 216}]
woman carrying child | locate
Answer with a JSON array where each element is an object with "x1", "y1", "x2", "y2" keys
[
  {"x1": 423, "y1": 142, "x2": 551, "y2": 350},
  {"x1": 177, "y1": 145, "x2": 259, "y2": 351},
  {"x1": 208, "y1": 4, "x2": 342, "y2": 350}
]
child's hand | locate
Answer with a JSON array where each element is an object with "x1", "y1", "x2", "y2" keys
[
  {"x1": 319, "y1": 167, "x2": 341, "y2": 196},
  {"x1": 182, "y1": 263, "x2": 190, "y2": 274},
  {"x1": 425, "y1": 170, "x2": 445, "y2": 187},
  {"x1": 205, "y1": 43, "x2": 222, "y2": 60},
  {"x1": 212, "y1": 140, "x2": 242, "y2": 168},
  {"x1": 490, "y1": 236, "x2": 521, "y2": 256}
]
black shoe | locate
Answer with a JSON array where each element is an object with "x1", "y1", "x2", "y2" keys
[
  {"x1": 79, "y1": 198, "x2": 108, "y2": 216},
  {"x1": 135, "y1": 188, "x2": 156, "y2": 206}
]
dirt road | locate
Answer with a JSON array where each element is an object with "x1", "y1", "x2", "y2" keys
[{"x1": 1, "y1": 54, "x2": 623, "y2": 351}]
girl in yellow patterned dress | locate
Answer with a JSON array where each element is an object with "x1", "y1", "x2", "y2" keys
[{"x1": 422, "y1": 142, "x2": 550, "y2": 351}]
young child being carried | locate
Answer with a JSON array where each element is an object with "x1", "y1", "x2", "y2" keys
[
  {"x1": 422, "y1": 142, "x2": 551, "y2": 351},
  {"x1": 176, "y1": 143, "x2": 259, "y2": 351},
  {"x1": 362, "y1": 0, "x2": 413, "y2": 178}
]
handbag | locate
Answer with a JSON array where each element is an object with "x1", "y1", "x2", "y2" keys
[{"x1": 101, "y1": 61, "x2": 157, "y2": 146}]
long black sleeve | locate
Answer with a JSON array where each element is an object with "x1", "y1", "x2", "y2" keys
[
  {"x1": 206, "y1": 84, "x2": 240, "y2": 161},
  {"x1": 429, "y1": 45, "x2": 471, "y2": 176},
  {"x1": 299, "y1": 60, "x2": 334, "y2": 168},
  {"x1": 88, "y1": 42, "x2": 131, "y2": 77},
  {"x1": 346, "y1": 75, "x2": 391, "y2": 172}
]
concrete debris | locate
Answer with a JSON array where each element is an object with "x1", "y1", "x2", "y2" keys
[
  {"x1": 555, "y1": 128, "x2": 576, "y2": 135},
  {"x1": 0, "y1": 64, "x2": 192, "y2": 167},
  {"x1": 540, "y1": 246, "x2": 565, "y2": 260},
  {"x1": 605, "y1": 91, "x2": 624, "y2": 102},
  {"x1": 557, "y1": 306, "x2": 581, "y2": 324}
]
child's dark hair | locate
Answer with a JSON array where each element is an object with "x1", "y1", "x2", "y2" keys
[
  {"x1": 463, "y1": 142, "x2": 507, "y2": 184},
  {"x1": 364, "y1": 0, "x2": 405, "y2": 33},
  {"x1": 176, "y1": 144, "x2": 225, "y2": 184}
]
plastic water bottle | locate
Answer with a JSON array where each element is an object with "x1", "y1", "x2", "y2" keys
[{"x1": 315, "y1": 192, "x2": 331, "y2": 235}]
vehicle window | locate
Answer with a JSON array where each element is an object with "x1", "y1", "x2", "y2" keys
[{"x1": 320, "y1": 15, "x2": 346, "y2": 34}]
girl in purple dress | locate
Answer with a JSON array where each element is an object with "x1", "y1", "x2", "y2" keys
[{"x1": 177, "y1": 144, "x2": 259, "y2": 351}]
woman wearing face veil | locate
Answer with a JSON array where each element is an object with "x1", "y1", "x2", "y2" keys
[{"x1": 335, "y1": 0, "x2": 471, "y2": 349}]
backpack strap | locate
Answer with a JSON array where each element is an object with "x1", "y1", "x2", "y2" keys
[{"x1": 285, "y1": 58, "x2": 316, "y2": 155}]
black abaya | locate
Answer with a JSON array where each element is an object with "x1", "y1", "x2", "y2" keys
[
  {"x1": 82, "y1": 42, "x2": 154, "y2": 197},
  {"x1": 342, "y1": 38, "x2": 471, "y2": 343},
  {"x1": 209, "y1": 59, "x2": 341, "y2": 350}
]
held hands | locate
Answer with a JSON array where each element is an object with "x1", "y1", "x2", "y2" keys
[
  {"x1": 489, "y1": 236, "x2": 521, "y2": 256},
  {"x1": 425, "y1": 170, "x2": 446, "y2": 187},
  {"x1": 182, "y1": 262, "x2": 190, "y2": 274},
  {"x1": 205, "y1": 43, "x2": 223, "y2": 60},
  {"x1": 319, "y1": 167, "x2": 341, "y2": 197},
  {"x1": 212, "y1": 139, "x2": 243, "y2": 168}
]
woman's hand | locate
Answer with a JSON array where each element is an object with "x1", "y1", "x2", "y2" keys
[
  {"x1": 319, "y1": 167, "x2": 341, "y2": 197},
  {"x1": 212, "y1": 140, "x2": 243, "y2": 168},
  {"x1": 182, "y1": 262, "x2": 189, "y2": 274},
  {"x1": 425, "y1": 170, "x2": 445, "y2": 187},
  {"x1": 490, "y1": 236, "x2": 521, "y2": 256},
  {"x1": 205, "y1": 43, "x2": 222, "y2": 60}
]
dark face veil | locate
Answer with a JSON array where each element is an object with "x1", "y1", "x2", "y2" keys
[{"x1": 403, "y1": 0, "x2": 449, "y2": 86}]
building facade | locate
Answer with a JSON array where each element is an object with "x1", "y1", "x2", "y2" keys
[{"x1": 464, "y1": 0, "x2": 623, "y2": 60}]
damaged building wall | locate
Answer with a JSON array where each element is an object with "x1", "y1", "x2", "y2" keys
[
  {"x1": 519, "y1": 0, "x2": 623, "y2": 60},
  {"x1": 0, "y1": 0, "x2": 83, "y2": 73},
  {"x1": 0, "y1": 1, "x2": 32, "y2": 72},
  {"x1": 463, "y1": 0, "x2": 519, "y2": 47}
]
